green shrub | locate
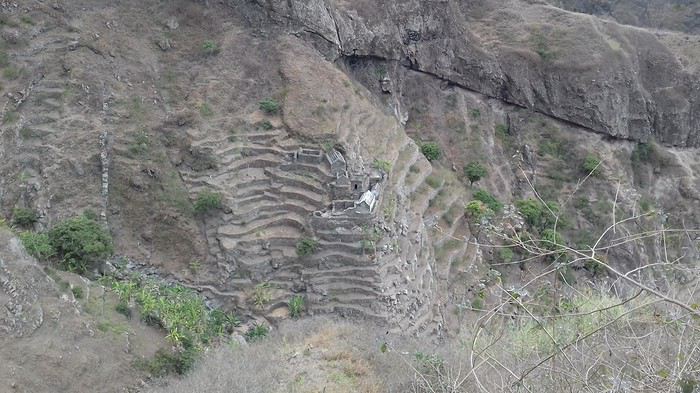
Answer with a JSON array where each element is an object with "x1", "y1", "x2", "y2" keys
[
  {"x1": 259, "y1": 99, "x2": 280, "y2": 115},
  {"x1": 201, "y1": 40, "x2": 220, "y2": 56},
  {"x1": 193, "y1": 191, "x2": 222, "y2": 215},
  {"x1": 259, "y1": 120, "x2": 274, "y2": 130},
  {"x1": 4, "y1": 111, "x2": 18, "y2": 123},
  {"x1": 252, "y1": 283, "x2": 272, "y2": 309},
  {"x1": 71, "y1": 286, "x2": 84, "y2": 299},
  {"x1": 464, "y1": 162, "x2": 487, "y2": 185},
  {"x1": 245, "y1": 323, "x2": 269, "y2": 342},
  {"x1": 495, "y1": 124, "x2": 509, "y2": 139},
  {"x1": 420, "y1": 142, "x2": 441, "y2": 161},
  {"x1": 296, "y1": 237, "x2": 319, "y2": 257},
  {"x1": 473, "y1": 189, "x2": 502, "y2": 213},
  {"x1": 584, "y1": 258, "x2": 606, "y2": 276},
  {"x1": 12, "y1": 207, "x2": 38, "y2": 227},
  {"x1": 3, "y1": 66, "x2": 21, "y2": 80},
  {"x1": 465, "y1": 200, "x2": 493, "y2": 222},
  {"x1": 631, "y1": 143, "x2": 653, "y2": 163},
  {"x1": 516, "y1": 199, "x2": 558, "y2": 231},
  {"x1": 115, "y1": 301, "x2": 132, "y2": 319},
  {"x1": 19, "y1": 232, "x2": 55, "y2": 260},
  {"x1": 470, "y1": 109, "x2": 481, "y2": 119},
  {"x1": 137, "y1": 348, "x2": 198, "y2": 377},
  {"x1": 372, "y1": 159, "x2": 391, "y2": 173},
  {"x1": 48, "y1": 215, "x2": 113, "y2": 274},
  {"x1": 288, "y1": 295, "x2": 304, "y2": 318},
  {"x1": 498, "y1": 248, "x2": 514, "y2": 263},
  {"x1": 128, "y1": 131, "x2": 149, "y2": 155},
  {"x1": 582, "y1": 154, "x2": 601, "y2": 176}
]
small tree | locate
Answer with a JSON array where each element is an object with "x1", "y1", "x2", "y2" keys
[
  {"x1": 48, "y1": 214, "x2": 113, "y2": 273},
  {"x1": 464, "y1": 162, "x2": 487, "y2": 185},
  {"x1": 420, "y1": 142, "x2": 441, "y2": 162}
]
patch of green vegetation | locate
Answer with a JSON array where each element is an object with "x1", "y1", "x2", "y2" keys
[
  {"x1": 445, "y1": 116, "x2": 466, "y2": 134},
  {"x1": 259, "y1": 98, "x2": 280, "y2": 115},
  {"x1": 464, "y1": 162, "x2": 487, "y2": 185},
  {"x1": 372, "y1": 159, "x2": 391, "y2": 173},
  {"x1": 531, "y1": 31, "x2": 556, "y2": 62},
  {"x1": 495, "y1": 124, "x2": 509, "y2": 141},
  {"x1": 19, "y1": 232, "x2": 55, "y2": 259},
  {"x1": 639, "y1": 197, "x2": 654, "y2": 213},
  {"x1": 71, "y1": 285, "x2": 84, "y2": 299},
  {"x1": 115, "y1": 301, "x2": 131, "y2": 319},
  {"x1": 630, "y1": 142, "x2": 671, "y2": 169},
  {"x1": 245, "y1": 323, "x2": 269, "y2": 342},
  {"x1": 296, "y1": 237, "x2": 319, "y2": 257},
  {"x1": 20, "y1": 15, "x2": 34, "y2": 25},
  {"x1": 288, "y1": 295, "x2": 304, "y2": 318},
  {"x1": 383, "y1": 196, "x2": 396, "y2": 222},
  {"x1": 557, "y1": 265, "x2": 576, "y2": 285},
  {"x1": 4, "y1": 110, "x2": 18, "y2": 123},
  {"x1": 127, "y1": 96, "x2": 147, "y2": 122},
  {"x1": 581, "y1": 154, "x2": 601, "y2": 176},
  {"x1": 128, "y1": 131, "x2": 150, "y2": 156},
  {"x1": 515, "y1": 199, "x2": 558, "y2": 232},
  {"x1": 584, "y1": 258, "x2": 606, "y2": 276},
  {"x1": 259, "y1": 120, "x2": 274, "y2": 130},
  {"x1": 498, "y1": 248, "x2": 514, "y2": 263},
  {"x1": 539, "y1": 138, "x2": 567, "y2": 159},
  {"x1": 3, "y1": 66, "x2": 21, "y2": 80},
  {"x1": 193, "y1": 191, "x2": 222, "y2": 215},
  {"x1": 0, "y1": 50, "x2": 9, "y2": 68},
  {"x1": 160, "y1": 171, "x2": 194, "y2": 215},
  {"x1": 465, "y1": 200, "x2": 493, "y2": 222},
  {"x1": 136, "y1": 348, "x2": 199, "y2": 377},
  {"x1": 253, "y1": 283, "x2": 272, "y2": 309},
  {"x1": 445, "y1": 94, "x2": 457, "y2": 109},
  {"x1": 473, "y1": 189, "x2": 502, "y2": 213},
  {"x1": 425, "y1": 174, "x2": 443, "y2": 189},
  {"x1": 48, "y1": 214, "x2": 113, "y2": 274},
  {"x1": 110, "y1": 276, "x2": 239, "y2": 349},
  {"x1": 470, "y1": 109, "x2": 481, "y2": 119},
  {"x1": 199, "y1": 103, "x2": 214, "y2": 118},
  {"x1": 201, "y1": 40, "x2": 220, "y2": 56},
  {"x1": 420, "y1": 142, "x2": 441, "y2": 162},
  {"x1": 11, "y1": 207, "x2": 38, "y2": 228}
]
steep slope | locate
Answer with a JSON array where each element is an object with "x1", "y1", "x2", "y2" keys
[
  {"x1": 254, "y1": 0, "x2": 700, "y2": 146},
  {"x1": 0, "y1": 229, "x2": 166, "y2": 393}
]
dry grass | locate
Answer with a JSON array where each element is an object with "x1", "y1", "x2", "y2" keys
[{"x1": 148, "y1": 318, "x2": 407, "y2": 393}]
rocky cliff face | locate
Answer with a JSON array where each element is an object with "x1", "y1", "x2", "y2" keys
[
  {"x1": 550, "y1": 0, "x2": 700, "y2": 34},
  {"x1": 254, "y1": 0, "x2": 700, "y2": 147}
]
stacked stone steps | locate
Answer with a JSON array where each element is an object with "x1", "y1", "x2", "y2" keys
[
  {"x1": 278, "y1": 186, "x2": 327, "y2": 206},
  {"x1": 218, "y1": 212, "x2": 306, "y2": 236},
  {"x1": 264, "y1": 167, "x2": 326, "y2": 196},
  {"x1": 310, "y1": 302, "x2": 387, "y2": 322}
]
